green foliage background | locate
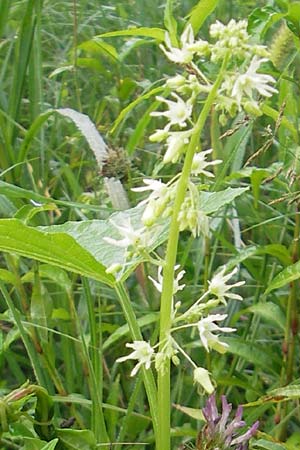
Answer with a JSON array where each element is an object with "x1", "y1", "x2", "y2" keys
[{"x1": 0, "y1": 0, "x2": 300, "y2": 449}]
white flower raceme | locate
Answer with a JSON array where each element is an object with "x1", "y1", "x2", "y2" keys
[
  {"x1": 149, "y1": 265, "x2": 185, "y2": 295},
  {"x1": 116, "y1": 341, "x2": 154, "y2": 376},
  {"x1": 132, "y1": 178, "x2": 173, "y2": 226},
  {"x1": 191, "y1": 149, "x2": 222, "y2": 177},
  {"x1": 193, "y1": 367, "x2": 215, "y2": 394},
  {"x1": 208, "y1": 266, "x2": 245, "y2": 304},
  {"x1": 160, "y1": 24, "x2": 209, "y2": 64},
  {"x1": 197, "y1": 314, "x2": 236, "y2": 353},
  {"x1": 232, "y1": 56, "x2": 278, "y2": 107},
  {"x1": 103, "y1": 217, "x2": 149, "y2": 254},
  {"x1": 151, "y1": 93, "x2": 193, "y2": 129}
]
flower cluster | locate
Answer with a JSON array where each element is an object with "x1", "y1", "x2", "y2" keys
[
  {"x1": 106, "y1": 16, "x2": 276, "y2": 432},
  {"x1": 154, "y1": 18, "x2": 277, "y2": 128},
  {"x1": 117, "y1": 266, "x2": 245, "y2": 395},
  {"x1": 199, "y1": 394, "x2": 259, "y2": 450},
  {"x1": 209, "y1": 19, "x2": 268, "y2": 62}
]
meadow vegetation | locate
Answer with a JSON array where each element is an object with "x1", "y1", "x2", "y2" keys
[{"x1": 0, "y1": 1, "x2": 299, "y2": 449}]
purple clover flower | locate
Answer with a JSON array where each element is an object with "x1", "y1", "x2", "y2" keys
[{"x1": 198, "y1": 394, "x2": 259, "y2": 450}]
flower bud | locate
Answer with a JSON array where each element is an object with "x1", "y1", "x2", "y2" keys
[{"x1": 193, "y1": 367, "x2": 214, "y2": 394}]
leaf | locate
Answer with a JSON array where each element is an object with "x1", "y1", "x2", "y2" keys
[
  {"x1": 287, "y1": 2, "x2": 300, "y2": 36},
  {"x1": 0, "y1": 268, "x2": 18, "y2": 285},
  {"x1": 223, "y1": 337, "x2": 280, "y2": 373},
  {"x1": 110, "y1": 85, "x2": 166, "y2": 134},
  {"x1": 42, "y1": 205, "x2": 169, "y2": 282},
  {"x1": 79, "y1": 38, "x2": 118, "y2": 60},
  {"x1": 248, "y1": 6, "x2": 285, "y2": 37},
  {"x1": 173, "y1": 404, "x2": 204, "y2": 421},
  {"x1": 103, "y1": 313, "x2": 158, "y2": 350},
  {"x1": 22, "y1": 264, "x2": 72, "y2": 293},
  {"x1": 261, "y1": 105, "x2": 297, "y2": 141},
  {"x1": 56, "y1": 108, "x2": 108, "y2": 170},
  {"x1": 250, "y1": 169, "x2": 270, "y2": 208},
  {"x1": 164, "y1": 0, "x2": 178, "y2": 46},
  {"x1": 187, "y1": 0, "x2": 219, "y2": 34},
  {"x1": 214, "y1": 119, "x2": 253, "y2": 190},
  {"x1": 126, "y1": 98, "x2": 161, "y2": 155},
  {"x1": 286, "y1": 432, "x2": 300, "y2": 450},
  {"x1": 31, "y1": 269, "x2": 50, "y2": 343},
  {"x1": 253, "y1": 439, "x2": 287, "y2": 450},
  {"x1": 0, "y1": 180, "x2": 109, "y2": 212},
  {"x1": 267, "y1": 384, "x2": 300, "y2": 401},
  {"x1": 257, "y1": 244, "x2": 291, "y2": 266},
  {"x1": 96, "y1": 27, "x2": 165, "y2": 41},
  {"x1": 22, "y1": 438, "x2": 59, "y2": 450},
  {"x1": 0, "y1": 219, "x2": 114, "y2": 286},
  {"x1": 248, "y1": 302, "x2": 285, "y2": 330},
  {"x1": 17, "y1": 108, "x2": 108, "y2": 173},
  {"x1": 265, "y1": 261, "x2": 300, "y2": 294},
  {"x1": 245, "y1": 383, "x2": 300, "y2": 408},
  {"x1": 200, "y1": 187, "x2": 249, "y2": 214},
  {"x1": 41, "y1": 440, "x2": 59, "y2": 450},
  {"x1": 56, "y1": 429, "x2": 96, "y2": 450},
  {"x1": 14, "y1": 203, "x2": 57, "y2": 224}
]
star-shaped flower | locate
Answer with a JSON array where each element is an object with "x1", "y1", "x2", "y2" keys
[
  {"x1": 148, "y1": 264, "x2": 185, "y2": 295},
  {"x1": 191, "y1": 149, "x2": 222, "y2": 177},
  {"x1": 116, "y1": 341, "x2": 154, "y2": 376},
  {"x1": 232, "y1": 56, "x2": 277, "y2": 107},
  {"x1": 151, "y1": 93, "x2": 193, "y2": 129},
  {"x1": 160, "y1": 24, "x2": 209, "y2": 64},
  {"x1": 197, "y1": 314, "x2": 235, "y2": 353},
  {"x1": 103, "y1": 217, "x2": 150, "y2": 254},
  {"x1": 208, "y1": 266, "x2": 245, "y2": 305}
]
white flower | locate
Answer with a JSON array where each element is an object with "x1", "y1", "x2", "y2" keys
[
  {"x1": 177, "y1": 184, "x2": 210, "y2": 237},
  {"x1": 166, "y1": 74, "x2": 187, "y2": 89},
  {"x1": 151, "y1": 93, "x2": 193, "y2": 129},
  {"x1": 149, "y1": 265, "x2": 185, "y2": 295},
  {"x1": 193, "y1": 367, "x2": 215, "y2": 394},
  {"x1": 116, "y1": 341, "x2": 154, "y2": 376},
  {"x1": 103, "y1": 217, "x2": 149, "y2": 252},
  {"x1": 191, "y1": 149, "x2": 222, "y2": 177},
  {"x1": 155, "y1": 335, "x2": 179, "y2": 374},
  {"x1": 208, "y1": 266, "x2": 245, "y2": 304},
  {"x1": 164, "y1": 130, "x2": 193, "y2": 164},
  {"x1": 197, "y1": 314, "x2": 236, "y2": 353},
  {"x1": 210, "y1": 19, "x2": 248, "y2": 41},
  {"x1": 160, "y1": 24, "x2": 208, "y2": 64},
  {"x1": 232, "y1": 56, "x2": 278, "y2": 107},
  {"x1": 132, "y1": 178, "x2": 171, "y2": 226},
  {"x1": 149, "y1": 128, "x2": 169, "y2": 142},
  {"x1": 132, "y1": 178, "x2": 167, "y2": 196}
]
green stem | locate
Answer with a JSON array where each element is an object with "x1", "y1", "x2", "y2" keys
[
  {"x1": 0, "y1": 282, "x2": 46, "y2": 387},
  {"x1": 114, "y1": 281, "x2": 158, "y2": 440},
  {"x1": 83, "y1": 278, "x2": 109, "y2": 444},
  {"x1": 157, "y1": 54, "x2": 229, "y2": 450}
]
